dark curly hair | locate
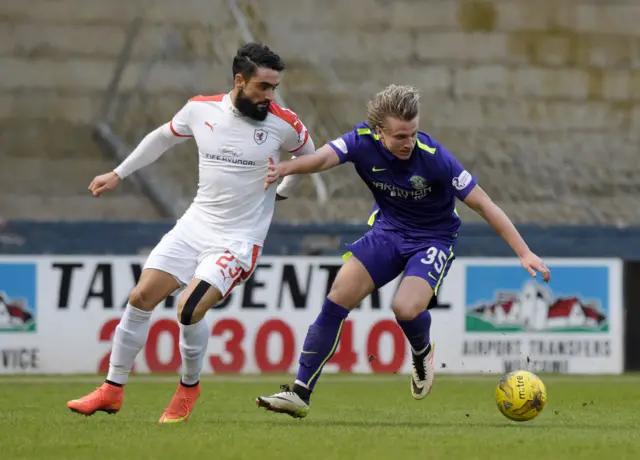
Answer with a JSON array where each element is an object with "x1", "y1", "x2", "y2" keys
[{"x1": 232, "y1": 42, "x2": 285, "y2": 80}]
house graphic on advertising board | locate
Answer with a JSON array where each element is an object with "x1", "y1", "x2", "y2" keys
[
  {"x1": 0, "y1": 263, "x2": 38, "y2": 333},
  {"x1": 0, "y1": 291, "x2": 36, "y2": 332},
  {"x1": 466, "y1": 281, "x2": 608, "y2": 333}
]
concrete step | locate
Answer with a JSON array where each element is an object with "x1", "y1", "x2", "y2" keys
[
  {"x1": 0, "y1": 90, "x2": 101, "y2": 123},
  {"x1": 0, "y1": 158, "x2": 142, "y2": 195},
  {"x1": 0, "y1": 193, "x2": 161, "y2": 221},
  {"x1": 0, "y1": 21, "x2": 242, "y2": 61},
  {"x1": 0, "y1": 120, "x2": 102, "y2": 159},
  {"x1": 0, "y1": 56, "x2": 230, "y2": 93},
  {"x1": 0, "y1": 0, "x2": 232, "y2": 26}
]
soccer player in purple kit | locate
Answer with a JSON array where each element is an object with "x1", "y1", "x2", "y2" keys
[{"x1": 256, "y1": 84, "x2": 551, "y2": 418}]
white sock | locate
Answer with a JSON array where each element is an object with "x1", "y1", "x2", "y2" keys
[
  {"x1": 106, "y1": 304, "x2": 152, "y2": 385},
  {"x1": 179, "y1": 319, "x2": 209, "y2": 385}
]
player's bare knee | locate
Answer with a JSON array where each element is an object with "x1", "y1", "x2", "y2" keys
[
  {"x1": 327, "y1": 280, "x2": 364, "y2": 310},
  {"x1": 128, "y1": 287, "x2": 156, "y2": 311},
  {"x1": 392, "y1": 300, "x2": 425, "y2": 321}
]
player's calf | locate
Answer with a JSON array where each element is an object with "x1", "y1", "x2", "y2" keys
[
  {"x1": 290, "y1": 256, "x2": 373, "y2": 390},
  {"x1": 107, "y1": 269, "x2": 180, "y2": 386},
  {"x1": 395, "y1": 309, "x2": 436, "y2": 400},
  {"x1": 256, "y1": 256, "x2": 375, "y2": 417},
  {"x1": 255, "y1": 298, "x2": 349, "y2": 419},
  {"x1": 67, "y1": 269, "x2": 179, "y2": 417},
  {"x1": 155, "y1": 279, "x2": 219, "y2": 424},
  {"x1": 392, "y1": 276, "x2": 437, "y2": 400},
  {"x1": 176, "y1": 278, "x2": 221, "y2": 384}
]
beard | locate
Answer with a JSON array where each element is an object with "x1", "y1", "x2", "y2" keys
[{"x1": 235, "y1": 89, "x2": 270, "y2": 121}]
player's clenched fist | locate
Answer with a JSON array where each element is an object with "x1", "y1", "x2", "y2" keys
[
  {"x1": 264, "y1": 157, "x2": 280, "y2": 189},
  {"x1": 88, "y1": 171, "x2": 120, "y2": 197}
]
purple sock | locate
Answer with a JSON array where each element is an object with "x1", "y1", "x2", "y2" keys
[
  {"x1": 396, "y1": 309, "x2": 431, "y2": 354},
  {"x1": 295, "y1": 298, "x2": 350, "y2": 391}
]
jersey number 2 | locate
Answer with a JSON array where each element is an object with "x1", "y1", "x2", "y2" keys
[{"x1": 216, "y1": 254, "x2": 242, "y2": 279}]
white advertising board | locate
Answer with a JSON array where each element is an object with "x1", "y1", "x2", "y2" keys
[{"x1": 0, "y1": 256, "x2": 623, "y2": 375}]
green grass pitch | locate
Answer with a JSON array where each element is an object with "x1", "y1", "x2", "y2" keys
[{"x1": 1, "y1": 374, "x2": 639, "y2": 460}]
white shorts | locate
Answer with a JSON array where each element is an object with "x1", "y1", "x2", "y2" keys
[{"x1": 143, "y1": 224, "x2": 262, "y2": 298}]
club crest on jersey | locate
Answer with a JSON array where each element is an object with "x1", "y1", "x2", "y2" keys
[
  {"x1": 254, "y1": 129, "x2": 268, "y2": 145},
  {"x1": 409, "y1": 175, "x2": 429, "y2": 190}
]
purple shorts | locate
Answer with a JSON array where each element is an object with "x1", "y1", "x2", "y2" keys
[{"x1": 344, "y1": 227, "x2": 455, "y2": 294}]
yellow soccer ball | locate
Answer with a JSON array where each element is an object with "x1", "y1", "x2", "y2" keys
[{"x1": 495, "y1": 370, "x2": 547, "y2": 422}]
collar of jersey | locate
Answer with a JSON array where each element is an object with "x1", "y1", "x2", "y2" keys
[
  {"x1": 358, "y1": 123, "x2": 415, "y2": 164},
  {"x1": 225, "y1": 92, "x2": 245, "y2": 117}
]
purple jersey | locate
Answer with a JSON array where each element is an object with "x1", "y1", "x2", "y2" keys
[{"x1": 328, "y1": 122, "x2": 477, "y2": 242}]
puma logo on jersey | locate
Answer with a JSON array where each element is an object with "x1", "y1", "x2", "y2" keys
[{"x1": 204, "y1": 121, "x2": 216, "y2": 132}]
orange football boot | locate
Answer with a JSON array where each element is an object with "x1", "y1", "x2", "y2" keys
[
  {"x1": 158, "y1": 382, "x2": 201, "y2": 424},
  {"x1": 67, "y1": 382, "x2": 123, "y2": 416}
]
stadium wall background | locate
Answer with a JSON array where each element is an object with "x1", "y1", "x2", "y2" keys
[
  {"x1": 1, "y1": 221, "x2": 639, "y2": 372},
  {"x1": 3, "y1": 221, "x2": 640, "y2": 258}
]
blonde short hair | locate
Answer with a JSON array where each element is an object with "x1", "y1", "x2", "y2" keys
[{"x1": 366, "y1": 84, "x2": 420, "y2": 130}]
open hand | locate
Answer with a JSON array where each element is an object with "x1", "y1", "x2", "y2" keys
[
  {"x1": 264, "y1": 157, "x2": 280, "y2": 190},
  {"x1": 520, "y1": 251, "x2": 551, "y2": 282}
]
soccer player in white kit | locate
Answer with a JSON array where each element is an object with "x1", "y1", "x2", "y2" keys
[{"x1": 67, "y1": 43, "x2": 315, "y2": 423}]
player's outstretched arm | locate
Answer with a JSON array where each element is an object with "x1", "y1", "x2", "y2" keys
[
  {"x1": 265, "y1": 144, "x2": 340, "y2": 190},
  {"x1": 463, "y1": 185, "x2": 551, "y2": 282},
  {"x1": 88, "y1": 123, "x2": 189, "y2": 197},
  {"x1": 275, "y1": 137, "x2": 317, "y2": 201}
]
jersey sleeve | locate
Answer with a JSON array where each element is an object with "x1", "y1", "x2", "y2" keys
[
  {"x1": 279, "y1": 110, "x2": 310, "y2": 153},
  {"x1": 327, "y1": 129, "x2": 359, "y2": 164},
  {"x1": 438, "y1": 143, "x2": 478, "y2": 200},
  {"x1": 168, "y1": 101, "x2": 194, "y2": 138}
]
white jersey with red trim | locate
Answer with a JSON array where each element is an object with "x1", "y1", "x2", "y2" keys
[{"x1": 166, "y1": 93, "x2": 310, "y2": 246}]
